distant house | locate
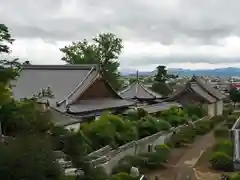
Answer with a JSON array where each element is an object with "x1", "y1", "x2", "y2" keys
[
  {"x1": 11, "y1": 65, "x2": 135, "y2": 131},
  {"x1": 169, "y1": 76, "x2": 225, "y2": 116}
]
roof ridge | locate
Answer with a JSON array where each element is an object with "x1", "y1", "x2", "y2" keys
[
  {"x1": 139, "y1": 83, "x2": 159, "y2": 98},
  {"x1": 23, "y1": 64, "x2": 98, "y2": 70},
  {"x1": 57, "y1": 67, "x2": 96, "y2": 106},
  {"x1": 192, "y1": 76, "x2": 223, "y2": 100},
  {"x1": 119, "y1": 81, "x2": 137, "y2": 94}
]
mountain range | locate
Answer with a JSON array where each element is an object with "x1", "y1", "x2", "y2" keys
[{"x1": 120, "y1": 67, "x2": 240, "y2": 77}]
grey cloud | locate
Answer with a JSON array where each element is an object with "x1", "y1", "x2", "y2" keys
[{"x1": 1, "y1": 0, "x2": 240, "y2": 44}]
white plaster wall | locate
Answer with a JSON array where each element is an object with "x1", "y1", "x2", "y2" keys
[
  {"x1": 65, "y1": 123, "x2": 81, "y2": 132},
  {"x1": 208, "y1": 103, "x2": 215, "y2": 117},
  {"x1": 216, "y1": 100, "x2": 223, "y2": 115},
  {"x1": 100, "y1": 143, "x2": 136, "y2": 175}
]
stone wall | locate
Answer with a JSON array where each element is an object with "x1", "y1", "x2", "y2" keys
[{"x1": 87, "y1": 117, "x2": 208, "y2": 175}]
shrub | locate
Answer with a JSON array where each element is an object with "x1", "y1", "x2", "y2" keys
[
  {"x1": 109, "y1": 172, "x2": 138, "y2": 180},
  {"x1": 209, "y1": 115, "x2": 225, "y2": 128},
  {"x1": 165, "y1": 115, "x2": 183, "y2": 127},
  {"x1": 213, "y1": 140, "x2": 233, "y2": 156},
  {"x1": 191, "y1": 115, "x2": 199, "y2": 122},
  {"x1": 194, "y1": 120, "x2": 211, "y2": 135},
  {"x1": 155, "y1": 144, "x2": 171, "y2": 159},
  {"x1": 210, "y1": 151, "x2": 233, "y2": 171},
  {"x1": 214, "y1": 126, "x2": 229, "y2": 139},
  {"x1": 183, "y1": 104, "x2": 205, "y2": 117},
  {"x1": 137, "y1": 116, "x2": 171, "y2": 138},
  {"x1": 226, "y1": 115, "x2": 238, "y2": 129},
  {"x1": 170, "y1": 125, "x2": 196, "y2": 147},
  {"x1": 223, "y1": 107, "x2": 234, "y2": 116}
]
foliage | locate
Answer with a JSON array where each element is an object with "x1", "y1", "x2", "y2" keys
[
  {"x1": 60, "y1": 33, "x2": 123, "y2": 90},
  {"x1": 183, "y1": 104, "x2": 205, "y2": 118},
  {"x1": 210, "y1": 140, "x2": 233, "y2": 171},
  {"x1": 0, "y1": 135, "x2": 62, "y2": 180},
  {"x1": 229, "y1": 87, "x2": 240, "y2": 107},
  {"x1": 81, "y1": 113, "x2": 138, "y2": 150},
  {"x1": 109, "y1": 172, "x2": 138, "y2": 180},
  {"x1": 159, "y1": 107, "x2": 189, "y2": 127},
  {"x1": 114, "y1": 144, "x2": 171, "y2": 172},
  {"x1": 214, "y1": 126, "x2": 229, "y2": 139},
  {"x1": 170, "y1": 125, "x2": 196, "y2": 148},
  {"x1": 62, "y1": 131, "x2": 92, "y2": 167},
  {"x1": 225, "y1": 115, "x2": 238, "y2": 129},
  {"x1": 212, "y1": 140, "x2": 233, "y2": 157},
  {"x1": 80, "y1": 166, "x2": 108, "y2": 180},
  {"x1": 0, "y1": 99, "x2": 53, "y2": 136},
  {"x1": 0, "y1": 24, "x2": 14, "y2": 54},
  {"x1": 126, "y1": 108, "x2": 148, "y2": 121},
  {"x1": 151, "y1": 65, "x2": 174, "y2": 96},
  {"x1": 210, "y1": 152, "x2": 233, "y2": 171},
  {"x1": 137, "y1": 116, "x2": 171, "y2": 138},
  {"x1": 194, "y1": 119, "x2": 211, "y2": 135}
]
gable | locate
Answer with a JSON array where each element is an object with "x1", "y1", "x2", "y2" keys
[{"x1": 71, "y1": 74, "x2": 121, "y2": 102}]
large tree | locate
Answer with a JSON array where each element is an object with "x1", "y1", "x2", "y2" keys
[{"x1": 60, "y1": 33, "x2": 123, "y2": 90}]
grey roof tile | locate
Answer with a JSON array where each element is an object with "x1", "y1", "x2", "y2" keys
[
  {"x1": 50, "y1": 108, "x2": 84, "y2": 126},
  {"x1": 119, "y1": 82, "x2": 162, "y2": 99},
  {"x1": 189, "y1": 83, "x2": 217, "y2": 103},
  {"x1": 11, "y1": 65, "x2": 97, "y2": 104},
  {"x1": 191, "y1": 76, "x2": 225, "y2": 100},
  {"x1": 69, "y1": 98, "x2": 136, "y2": 113}
]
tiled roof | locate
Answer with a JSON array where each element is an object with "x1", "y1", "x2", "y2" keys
[
  {"x1": 12, "y1": 64, "x2": 98, "y2": 105},
  {"x1": 68, "y1": 98, "x2": 135, "y2": 114},
  {"x1": 11, "y1": 64, "x2": 135, "y2": 118},
  {"x1": 189, "y1": 83, "x2": 217, "y2": 103},
  {"x1": 191, "y1": 76, "x2": 225, "y2": 100},
  {"x1": 119, "y1": 81, "x2": 162, "y2": 99}
]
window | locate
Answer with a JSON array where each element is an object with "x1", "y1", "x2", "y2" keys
[{"x1": 148, "y1": 145, "x2": 153, "y2": 152}]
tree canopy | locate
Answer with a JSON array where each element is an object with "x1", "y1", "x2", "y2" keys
[
  {"x1": 229, "y1": 87, "x2": 240, "y2": 107},
  {"x1": 60, "y1": 33, "x2": 123, "y2": 90},
  {"x1": 0, "y1": 135, "x2": 62, "y2": 180},
  {"x1": 151, "y1": 65, "x2": 175, "y2": 96}
]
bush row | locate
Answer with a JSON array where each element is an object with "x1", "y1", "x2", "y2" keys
[
  {"x1": 112, "y1": 144, "x2": 171, "y2": 174},
  {"x1": 210, "y1": 114, "x2": 238, "y2": 172}
]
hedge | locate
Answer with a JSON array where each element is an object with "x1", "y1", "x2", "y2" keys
[{"x1": 214, "y1": 126, "x2": 230, "y2": 139}]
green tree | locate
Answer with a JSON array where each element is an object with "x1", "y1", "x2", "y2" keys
[
  {"x1": 0, "y1": 24, "x2": 14, "y2": 53},
  {"x1": 0, "y1": 24, "x2": 19, "y2": 106},
  {"x1": 60, "y1": 33, "x2": 123, "y2": 90},
  {"x1": 229, "y1": 87, "x2": 240, "y2": 107},
  {"x1": 151, "y1": 65, "x2": 173, "y2": 96},
  {"x1": 0, "y1": 135, "x2": 62, "y2": 180}
]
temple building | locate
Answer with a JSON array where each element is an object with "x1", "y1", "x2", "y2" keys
[
  {"x1": 119, "y1": 72, "x2": 163, "y2": 104},
  {"x1": 169, "y1": 76, "x2": 225, "y2": 116},
  {"x1": 11, "y1": 64, "x2": 135, "y2": 130}
]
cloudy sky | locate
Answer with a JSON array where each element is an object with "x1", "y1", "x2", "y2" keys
[{"x1": 1, "y1": 0, "x2": 240, "y2": 71}]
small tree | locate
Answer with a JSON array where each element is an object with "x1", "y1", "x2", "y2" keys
[{"x1": 151, "y1": 65, "x2": 174, "y2": 96}]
